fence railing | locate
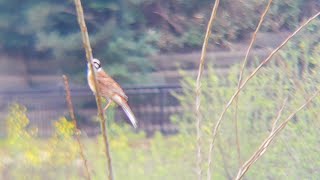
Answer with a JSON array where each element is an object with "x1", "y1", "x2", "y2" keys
[{"x1": 0, "y1": 85, "x2": 183, "y2": 136}]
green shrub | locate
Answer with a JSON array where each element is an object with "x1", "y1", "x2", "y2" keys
[
  {"x1": 1, "y1": 104, "x2": 196, "y2": 179},
  {"x1": 172, "y1": 24, "x2": 320, "y2": 179}
]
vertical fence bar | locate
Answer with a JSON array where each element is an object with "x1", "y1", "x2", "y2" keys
[{"x1": 159, "y1": 87, "x2": 165, "y2": 133}]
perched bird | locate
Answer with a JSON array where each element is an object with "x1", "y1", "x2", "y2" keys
[{"x1": 87, "y1": 58, "x2": 137, "y2": 128}]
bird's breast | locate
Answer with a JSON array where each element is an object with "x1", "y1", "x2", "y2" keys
[{"x1": 87, "y1": 70, "x2": 96, "y2": 93}]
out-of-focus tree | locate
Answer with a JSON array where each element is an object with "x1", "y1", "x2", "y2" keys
[{"x1": 0, "y1": 0, "x2": 318, "y2": 83}]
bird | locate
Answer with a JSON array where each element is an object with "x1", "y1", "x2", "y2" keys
[{"x1": 87, "y1": 58, "x2": 137, "y2": 128}]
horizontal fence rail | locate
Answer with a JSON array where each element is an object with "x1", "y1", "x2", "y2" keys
[{"x1": 0, "y1": 85, "x2": 183, "y2": 137}]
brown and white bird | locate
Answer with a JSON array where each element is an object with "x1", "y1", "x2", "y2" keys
[{"x1": 87, "y1": 58, "x2": 137, "y2": 128}]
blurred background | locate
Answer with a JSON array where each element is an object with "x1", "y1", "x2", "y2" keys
[{"x1": 0, "y1": 0, "x2": 320, "y2": 179}]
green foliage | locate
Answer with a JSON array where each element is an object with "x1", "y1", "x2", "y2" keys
[
  {"x1": 0, "y1": 0, "x2": 159, "y2": 84},
  {"x1": 0, "y1": 0, "x2": 314, "y2": 53},
  {"x1": 211, "y1": 0, "x2": 308, "y2": 44},
  {"x1": 262, "y1": 0, "x2": 303, "y2": 31},
  {"x1": 172, "y1": 25, "x2": 320, "y2": 179},
  {"x1": 0, "y1": 3, "x2": 319, "y2": 179},
  {"x1": 0, "y1": 103, "x2": 197, "y2": 179},
  {"x1": 2, "y1": 104, "x2": 80, "y2": 179},
  {"x1": 0, "y1": 0, "x2": 316, "y2": 83},
  {"x1": 1, "y1": 30, "x2": 320, "y2": 179}
]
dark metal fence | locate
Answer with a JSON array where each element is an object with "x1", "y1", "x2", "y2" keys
[{"x1": 0, "y1": 85, "x2": 183, "y2": 136}]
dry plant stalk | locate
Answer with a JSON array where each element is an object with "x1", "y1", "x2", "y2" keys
[
  {"x1": 206, "y1": 11, "x2": 320, "y2": 178},
  {"x1": 271, "y1": 98, "x2": 287, "y2": 132},
  {"x1": 195, "y1": 0, "x2": 220, "y2": 180},
  {"x1": 235, "y1": 90, "x2": 320, "y2": 180},
  {"x1": 234, "y1": 0, "x2": 273, "y2": 166},
  {"x1": 62, "y1": 75, "x2": 91, "y2": 180},
  {"x1": 73, "y1": 0, "x2": 114, "y2": 179}
]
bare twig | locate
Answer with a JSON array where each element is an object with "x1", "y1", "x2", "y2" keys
[
  {"x1": 207, "y1": 11, "x2": 320, "y2": 178},
  {"x1": 234, "y1": 0, "x2": 273, "y2": 166},
  {"x1": 195, "y1": 1, "x2": 220, "y2": 180},
  {"x1": 235, "y1": 89, "x2": 320, "y2": 180},
  {"x1": 237, "y1": 0, "x2": 273, "y2": 86},
  {"x1": 73, "y1": 0, "x2": 114, "y2": 179},
  {"x1": 271, "y1": 97, "x2": 287, "y2": 132},
  {"x1": 62, "y1": 75, "x2": 91, "y2": 180}
]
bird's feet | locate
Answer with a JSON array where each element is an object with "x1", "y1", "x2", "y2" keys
[{"x1": 103, "y1": 101, "x2": 112, "y2": 111}]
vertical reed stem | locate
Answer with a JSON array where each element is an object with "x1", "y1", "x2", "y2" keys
[
  {"x1": 73, "y1": 0, "x2": 114, "y2": 179},
  {"x1": 62, "y1": 75, "x2": 91, "y2": 180},
  {"x1": 195, "y1": 1, "x2": 220, "y2": 180}
]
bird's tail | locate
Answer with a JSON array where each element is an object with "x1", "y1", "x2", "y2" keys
[{"x1": 113, "y1": 96, "x2": 137, "y2": 128}]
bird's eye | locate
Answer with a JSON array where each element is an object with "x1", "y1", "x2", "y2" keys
[{"x1": 93, "y1": 62, "x2": 101, "y2": 69}]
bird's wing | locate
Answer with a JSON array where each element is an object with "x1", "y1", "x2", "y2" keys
[
  {"x1": 96, "y1": 70, "x2": 137, "y2": 128},
  {"x1": 96, "y1": 70, "x2": 128, "y2": 100}
]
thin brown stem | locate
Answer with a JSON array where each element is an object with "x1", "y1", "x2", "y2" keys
[
  {"x1": 237, "y1": 0, "x2": 273, "y2": 86},
  {"x1": 233, "y1": 0, "x2": 273, "y2": 167},
  {"x1": 235, "y1": 89, "x2": 319, "y2": 180},
  {"x1": 62, "y1": 75, "x2": 91, "y2": 180},
  {"x1": 207, "y1": 11, "x2": 320, "y2": 178},
  {"x1": 271, "y1": 97, "x2": 287, "y2": 132},
  {"x1": 73, "y1": 0, "x2": 114, "y2": 179},
  {"x1": 195, "y1": 1, "x2": 220, "y2": 180}
]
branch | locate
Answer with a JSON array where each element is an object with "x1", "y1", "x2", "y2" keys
[
  {"x1": 207, "y1": 11, "x2": 320, "y2": 178},
  {"x1": 235, "y1": 89, "x2": 319, "y2": 180},
  {"x1": 73, "y1": 0, "x2": 114, "y2": 179},
  {"x1": 194, "y1": 1, "x2": 220, "y2": 180},
  {"x1": 62, "y1": 75, "x2": 91, "y2": 180},
  {"x1": 234, "y1": 0, "x2": 273, "y2": 166},
  {"x1": 271, "y1": 97, "x2": 287, "y2": 132}
]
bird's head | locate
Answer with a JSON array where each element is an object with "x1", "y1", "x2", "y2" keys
[{"x1": 88, "y1": 58, "x2": 102, "y2": 72}]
